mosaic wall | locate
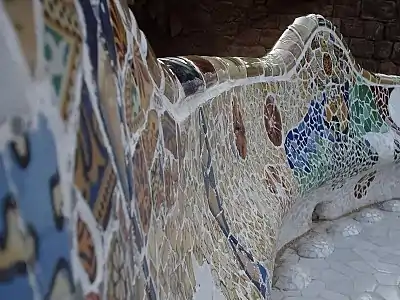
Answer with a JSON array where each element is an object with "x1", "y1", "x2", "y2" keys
[{"x1": 1, "y1": 1, "x2": 400, "y2": 300}]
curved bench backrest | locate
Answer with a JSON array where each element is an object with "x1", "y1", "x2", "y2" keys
[{"x1": 1, "y1": 1, "x2": 400, "y2": 300}]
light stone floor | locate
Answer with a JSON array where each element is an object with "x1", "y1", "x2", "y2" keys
[{"x1": 272, "y1": 200, "x2": 400, "y2": 300}]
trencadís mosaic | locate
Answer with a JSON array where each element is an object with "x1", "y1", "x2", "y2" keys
[{"x1": 1, "y1": 1, "x2": 400, "y2": 299}]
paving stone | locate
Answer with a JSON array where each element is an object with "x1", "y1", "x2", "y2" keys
[
  {"x1": 348, "y1": 261, "x2": 377, "y2": 274},
  {"x1": 352, "y1": 248, "x2": 379, "y2": 262},
  {"x1": 325, "y1": 276, "x2": 354, "y2": 295},
  {"x1": 353, "y1": 274, "x2": 378, "y2": 293},
  {"x1": 328, "y1": 248, "x2": 362, "y2": 264},
  {"x1": 277, "y1": 248, "x2": 300, "y2": 265},
  {"x1": 296, "y1": 232, "x2": 335, "y2": 259},
  {"x1": 320, "y1": 289, "x2": 350, "y2": 300},
  {"x1": 352, "y1": 292, "x2": 385, "y2": 300},
  {"x1": 367, "y1": 260, "x2": 400, "y2": 274},
  {"x1": 328, "y1": 261, "x2": 362, "y2": 279},
  {"x1": 379, "y1": 254, "x2": 400, "y2": 265},
  {"x1": 375, "y1": 285, "x2": 400, "y2": 299},
  {"x1": 301, "y1": 280, "x2": 325, "y2": 297},
  {"x1": 353, "y1": 209, "x2": 383, "y2": 224},
  {"x1": 321, "y1": 269, "x2": 351, "y2": 283},
  {"x1": 273, "y1": 264, "x2": 311, "y2": 291},
  {"x1": 378, "y1": 199, "x2": 400, "y2": 212},
  {"x1": 373, "y1": 272, "x2": 400, "y2": 285},
  {"x1": 274, "y1": 208, "x2": 400, "y2": 300},
  {"x1": 298, "y1": 257, "x2": 330, "y2": 270},
  {"x1": 327, "y1": 219, "x2": 363, "y2": 237},
  {"x1": 271, "y1": 289, "x2": 285, "y2": 300}
]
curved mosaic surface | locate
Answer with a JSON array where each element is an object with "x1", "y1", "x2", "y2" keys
[{"x1": 0, "y1": 1, "x2": 400, "y2": 299}]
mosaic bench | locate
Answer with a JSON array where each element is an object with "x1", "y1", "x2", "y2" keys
[{"x1": 0, "y1": 1, "x2": 400, "y2": 299}]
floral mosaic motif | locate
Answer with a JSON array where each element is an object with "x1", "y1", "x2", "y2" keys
[
  {"x1": 354, "y1": 171, "x2": 376, "y2": 199},
  {"x1": 283, "y1": 78, "x2": 386, "y2": 193},
  {"x1": 3, "y1": 3, "x2": 400, "y2": 300},
  {"x1": 264, "y1": 95, "x2": 283, "y2": 147}
]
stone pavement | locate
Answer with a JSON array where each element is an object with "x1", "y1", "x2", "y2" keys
[{"x1": 272, "y1": 200, "x2": 400, "y2": 300}]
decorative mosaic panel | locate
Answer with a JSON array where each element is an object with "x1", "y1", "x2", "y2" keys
[{"x1": 1, "y1": 1, "x2": 400, "y2": 299}]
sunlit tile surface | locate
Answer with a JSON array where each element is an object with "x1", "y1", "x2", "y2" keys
[
  {"x1": 273, "y1": 203, "x2": 400, "y2": 300},
  {"x1": 0, "y1": 2, "x2": 400, "y2": 300}
]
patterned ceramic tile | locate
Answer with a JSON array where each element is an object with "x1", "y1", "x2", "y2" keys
[
  {"x1": 42, "y1": 0, "x2": 82, "y2": 120},
  {"x1": 74, "y1": 81, "x2": 117, "y2": 231},
  {"x1": 2, "y1": 4, "x2": 400, "y2": 300},
  {"x1": 160, "y1": 57, "x2": 205, "y2": 97},
  {"x1": 97, "y1": 45, "x2": 130, "y2": 200},
  {"x1": 132, "y1": 40, "x2": 153, "y2": 114},
  {"x1": 3, "y1": 0, "x2": 37, "y2": 74},
  {"x1": 205, "y1": 56, "x2": 230, "y2": 83},
  {"x1": 0, "y1": 115, "x2": 76, "y2": 298},
  {"x1": 160, "y1": 60, "x2": 179, "y2": 103},
  {"x1": 185, "y1": 55, "x2": 218, "y2": 88},
  {"x1": 108, "y1": 0, "x2": 128, "y2": 70},
  {"x1": 221, "y1": 57, "x2": 247, "y2": 80}
]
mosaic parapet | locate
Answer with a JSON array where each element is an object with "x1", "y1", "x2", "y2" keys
[
  {"x1": 1, "y1": 2, "x2": 400, "y2": 300},
  {"x1": 157, "y1": 15, "x2": 400, "y2": 106}
]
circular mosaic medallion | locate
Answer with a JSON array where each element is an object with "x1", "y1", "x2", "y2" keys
[
  {"x1": 264, "y1": 95, "x2": 283, "y2": 147},
  {"x1": 232, "y1": 95, "x2": 247, "y2": 159}
]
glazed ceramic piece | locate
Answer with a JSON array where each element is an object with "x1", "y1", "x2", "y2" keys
[{"x1": 1, "y1": 2, "x2": 400, "y2": 300}]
